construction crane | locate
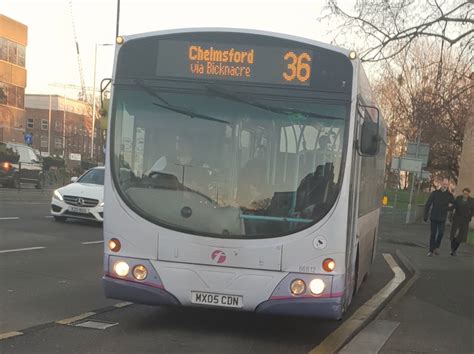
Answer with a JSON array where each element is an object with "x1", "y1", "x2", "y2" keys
[
  {"x1": 49, "y1": 83, "x2": 97, "y2": 94},
  {"x1": 68, "y1": 0, "x2": 87, "y2": 101}
]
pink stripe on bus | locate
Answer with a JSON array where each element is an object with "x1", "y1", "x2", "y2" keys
[{"x1": 105, "y1": 273, "x2": 164, "y2": 289}]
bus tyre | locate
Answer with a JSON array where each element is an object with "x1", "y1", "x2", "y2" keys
[
  {"x1": 352, "y1": 251, "x2": 359, "y2": 296},
  {"x1": 54, "y1": 216, "x2": 67, "y2": 222}
]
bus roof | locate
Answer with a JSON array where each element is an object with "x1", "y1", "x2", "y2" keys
[{"x1": 119, "y1": 28, "x2": 353, "y2": 58}]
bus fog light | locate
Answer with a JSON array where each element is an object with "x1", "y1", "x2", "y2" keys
[
  {"x1": 132, "y1": 265, "x2": 148, "y2": 280},
  {"x1": 108, "y1": 238, "x2": 121, "y2": 252},
  {"x1": 113, "y1": 261, "x2": 129, "y2": 277},
  {"x1": 322, "y1": 258, "x2": 336, "y2": 272},
  {"x1": 309, "y1": 279, "x2": 325, "y2": 295},
  {"x1": 290, "y1": 279, "x2": 306, "y2": 295}
]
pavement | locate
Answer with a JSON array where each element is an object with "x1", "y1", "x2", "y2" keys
[{"x1": 342, "y1": 210, "x2": 474, "y2": 353}]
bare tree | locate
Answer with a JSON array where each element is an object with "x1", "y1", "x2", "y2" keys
[
  {"x1": 375, "y1": 40, "x2": 472, "y2": 181},
  {"x1": 322, "y1": 0, "x2": 473, "y2": 62}
]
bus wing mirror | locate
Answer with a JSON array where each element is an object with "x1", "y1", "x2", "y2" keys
[
  {"x1": 359, "y1": 120, "x2": 379, "y2": 156},
  {"x1": 100, "y1": 78, "x2": 112, "y2": 111}
]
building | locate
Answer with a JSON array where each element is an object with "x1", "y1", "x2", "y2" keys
[
  {"x1": 0, "y1": 14, "x2": 27, "y2": 143},
  {"x1": 25, "y1": 94, "x2": 105, "y2": 164},
  {"x1": 456, "y1": 72, "x2": 474, "y2": 229}
]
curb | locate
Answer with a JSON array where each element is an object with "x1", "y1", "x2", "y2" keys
[
  {"x1": 337, "y1": 248, "x2": 420, "y2": 353},
  {"x1": 310, "y1": 253, "x2": 410, "y2": 354},
  {"x1": 382, "y1": 249, "x2": 420, "y2": 308}
]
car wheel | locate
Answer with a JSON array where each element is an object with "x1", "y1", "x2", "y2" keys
[{"x1": 53, "y1": 216, "x2": 67, "y2": 222}]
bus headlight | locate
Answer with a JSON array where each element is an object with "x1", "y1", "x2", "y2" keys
[
  {"x1": 290, "y1": 279, "x2": 306, "y2": 295},
  {"x1": 113, "y1": 261, "x2": 129, "y2": 277},
  {"x1": 132, "y1": 265, "x2": 148, "y2": 280},
  {"x1": 108, "y1": 238, "x2": 121, "y2": 252},
  {"x1": 309, "y1": 278, "x2": 325, "y2": 295},
  {"x1": 53, "y1": 189, "x2": 63, "y2": 201}
]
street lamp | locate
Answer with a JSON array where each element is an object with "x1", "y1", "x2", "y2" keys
[{"x1": 91, "y1": 43, "x2": 113, "y2": 160}]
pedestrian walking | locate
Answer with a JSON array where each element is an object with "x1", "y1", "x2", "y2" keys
[
  {"x1": 424, "y1": 178, "x2": 455, "y2": 256},
  {"x1": 449, "y1": 187, "x2": 473, "y2": 256}
]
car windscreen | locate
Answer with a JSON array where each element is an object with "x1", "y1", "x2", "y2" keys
[{"x1": 78, "y1": 169, "x2": 105, "y2": 185}]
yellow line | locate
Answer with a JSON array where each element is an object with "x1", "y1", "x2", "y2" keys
[
  {"x1": 56, "y1": 312, "x2": 96, "y2": 325},
  {"x1": 309, "y1": 253, "x2": 405, "y2": 354},
  {"x1": 0, "y1": 331, "x2": 23, "y2": 340}
]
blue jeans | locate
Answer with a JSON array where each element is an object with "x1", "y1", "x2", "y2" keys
[{"x1": 430, "y1": 220, "x2": 446, "y2": 252}]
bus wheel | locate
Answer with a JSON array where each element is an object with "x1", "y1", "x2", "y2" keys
[{"x1": 352, "y1": 251, "x2": 359, "y2": 296}]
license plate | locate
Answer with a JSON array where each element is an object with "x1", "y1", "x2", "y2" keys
[
  {"x1": 191, "y1": 291, "x2": 243, "y2": 308},
  {"x1": 69, "y1": 206, "x2": 89, "y2": 214}
]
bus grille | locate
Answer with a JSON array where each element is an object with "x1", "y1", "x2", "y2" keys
[{"x1": 63, "y1": 195, "x2": 99, "y2": 207}]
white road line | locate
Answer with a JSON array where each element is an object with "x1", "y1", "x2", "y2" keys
[
  {"x1": 82, "y1": 240, "x2": 104, "y2": 245},
  {"x1": 44, "y1": 215, "x2": 54, "y2": 218},
  {"x1": 309, "y1": 253, "x2": 406, "y2": 354},
  {"x1": 0, "y1": 217, "x2": 20, "y2": 220},
  {"x1": 0, "y1": 246, "x2": 46, "y2": 254}
]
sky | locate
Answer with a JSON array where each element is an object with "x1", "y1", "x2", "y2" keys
[{"x1": 0, "y1": 0, "x2": 355, "y2": 97}]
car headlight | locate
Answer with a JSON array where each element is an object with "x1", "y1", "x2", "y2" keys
[
  {"x1": 53, "y1": 189, "x2": 63, "y2": 201},
  {"x1": 100, "y1": 202, "x2": 104, "y2": 207}
]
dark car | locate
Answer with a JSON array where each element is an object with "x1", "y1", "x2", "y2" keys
[{"x1": 0, "y1": 142, "x2": 43, "y2": 189}]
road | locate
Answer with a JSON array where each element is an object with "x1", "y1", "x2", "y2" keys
[{"x1": 0, "y1": 188, "x2": 396, "y2": 353}]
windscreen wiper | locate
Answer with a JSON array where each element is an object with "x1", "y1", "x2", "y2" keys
[
  {"x1": 206, "y1": 85, "x2": 344, "y2": 121},
  {"x1": 134, "y1": 80, "x2": 230, "y2": 124}
]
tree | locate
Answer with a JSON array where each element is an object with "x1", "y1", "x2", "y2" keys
[
  {"x1": 374, "y1": 41, "x2": 471, "y2": 182},
  {"x1": 322, "y1": 0, "x2": 473, "y2": 62}
]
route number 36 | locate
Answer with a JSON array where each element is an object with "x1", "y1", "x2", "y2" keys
[{"x1": 283, "y1": 52, "x2": 311, "y2": 83}]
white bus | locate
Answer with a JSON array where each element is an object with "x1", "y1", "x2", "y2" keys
[{"x1": 102, "y1": 29, "x2": 386, "y2": 319}]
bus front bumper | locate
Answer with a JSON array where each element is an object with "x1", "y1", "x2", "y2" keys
[
  {"x1": 103, "y1": 275, "x2": 180, "y2": 306},
  {"x1": 103, "y1": 274, "x2": 343, "y2": 319}
]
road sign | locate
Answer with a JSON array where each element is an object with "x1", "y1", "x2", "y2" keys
[
  {"x1": 69, "y1": 153, "x2": 81, "y2": 161},
  {"x1": 406, "y1": 142, "x2": 430, "y2": 167},
  {"x1": 391, "y1": 156, "x2": 423, "y2": 173}
]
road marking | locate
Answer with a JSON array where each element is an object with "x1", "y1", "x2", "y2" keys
[
  {"x1": 114, "y1": 302, "x2": 133, "y2": 308},
  {"x1": 82, "y1": 240, "x2": 104, "y2": 245},
  {"x1": 74, "y1": 320, "x2": 118, "y2": 330},
  {"x1": 0, "y1": 217, "x2": 20, "y2": 220},
  {"x1": 0, "y1": 246, "x2": 45, "y2": 254},
  {"x1": 309, "y1": 253, "x2": 406, "y2": 354},
  {"x1": 339, "y1": 319, "x2": 400, "y2": 353},
  {"x1": 56, "y1": 312, "x2": 96, "y2": 325},
  {"x1": 0, "y1": 331, "x2": 23, "y2": 340},
  {"x1": 44, "y1": 215, "x2": 54, "y2": 218}
]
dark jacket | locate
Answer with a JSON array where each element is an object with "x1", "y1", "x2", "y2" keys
[
  {"x1": 450, "y1": 196, "x2": 474, "y2": 243},
  {"x1": 452, "y1": 196, "x2": 474, "y2": 223},
  {"x1": 424, "y1": 189, "x2": 455, "y2": 222}
]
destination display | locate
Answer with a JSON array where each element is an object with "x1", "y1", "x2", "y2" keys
[{"x1": 156, "y1": 40, "x2": 313, "y2": 86}]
